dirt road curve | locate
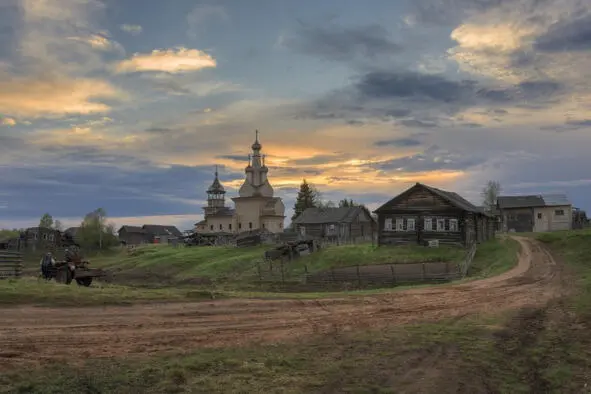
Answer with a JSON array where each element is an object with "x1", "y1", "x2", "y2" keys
[{"x1": 0, "y1": 237, "x2": 560, "y2": 369}]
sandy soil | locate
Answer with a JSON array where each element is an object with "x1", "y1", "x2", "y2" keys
[{"x1": 0, "y1": 236, "x2": 560, "y2": 370}]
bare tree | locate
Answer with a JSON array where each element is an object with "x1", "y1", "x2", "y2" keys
[{"x1": 481, "y1": 181, "x2": 502, "y2": 213}]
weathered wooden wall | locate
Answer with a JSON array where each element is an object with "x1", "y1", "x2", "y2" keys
[{"x1": 0, "y1": 251, "x2": 23, "y2": 278}]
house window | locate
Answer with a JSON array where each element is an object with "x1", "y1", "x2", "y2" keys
[
  {"x1": 555, "y1": 209, "x2": 565, "y2": 216},
  {"x1": 436, "y1": 219, "x2": 445, "y2": 232},
  {"x1": 238, "y1": 223, "x2": 242, "y2": 229},
  {"x1": 34, "y1": 233, "x2": 38, "y2": 240},
  {"x1": 424, "y1": 218, "x2": 432, "y2": 232},
  {"x1": 328, "y1": 224, "x2": 336, "y2": 234},
  {"x1": 249, "y1": 222, "x2": 253, "y2": 229},
  {"x1": 396, "y1": 218, "x2": 404, "y2": 231},
  {"x1": 219, "y1": 224, "x2": 223, "y2": 230},
  {"x1": 229, "y1": 224, "x2": 232, "y2": 230},
  {"x1": 49, "y1": 234, "x2": 54, "y2": 241},
  {"x1": 262, "y1": 223, "x2": 265, "y2": 229},
  {"x1": 384, "y1": 218, "x2": 393, "y2": 231},
  {"x1": 299, "y1": 226, "x2": 306, "y2": 236},
  {"x1": 210, "y1": 225, "x2": 214, "y2": 230},
  {"x1": 407, "y1": 218, "x2": 416, "y2": 231},
  {"x1": 537, "y1": 213, "x2": 543, "y2": 219},
  {"x1": 449, "y1": 219, "x2": 459, "y2": 232},
  {"x1": 42, "y1": 233, "x2": 48, "y2": 240}
]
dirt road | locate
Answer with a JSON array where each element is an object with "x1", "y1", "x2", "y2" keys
[{"x1": 0, "y1": 237, "x2": 561, "y2": 369}]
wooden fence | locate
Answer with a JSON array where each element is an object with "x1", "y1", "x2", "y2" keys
[
  {"x1": 252, "y1": 241, "x2": 480, "y2": 290},
  {"x1": 0, "y1": 251, "x2": 23, "y2": 278}
]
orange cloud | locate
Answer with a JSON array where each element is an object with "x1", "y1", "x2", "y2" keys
[
  {"x1": 1, "y1": 116, "x2": 16, "y2": 126},
  {"x1": 0, "y1": 74, "x2": 128, "y2": 118},
  {"x1": 113, "y1": 47, "x2": 216, "y2": 74}
]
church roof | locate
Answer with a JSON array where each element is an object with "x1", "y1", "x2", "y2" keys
[{"x1": 207, "y1": 167, "x2": 225, "y2": 193}]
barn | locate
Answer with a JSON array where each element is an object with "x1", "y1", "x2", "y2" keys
[
  {"x1": 374, "y1": 183, "x2": 495, "y2": 247},
  {"x1": 497, "y1": 193, "x2": 572, "y2": 232}
]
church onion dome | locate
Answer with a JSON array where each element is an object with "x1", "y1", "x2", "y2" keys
[{"x1": 251, "y1": 129, "x2": 262, "y2": 151}]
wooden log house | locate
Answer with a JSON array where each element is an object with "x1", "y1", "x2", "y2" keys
[{"x1": 374, "y1": 183, "x2": 495, "y2": 247}]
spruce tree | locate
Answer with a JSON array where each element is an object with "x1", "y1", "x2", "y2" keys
[{"x1": 291, "y1": 179, "x2": 319, "y2": 221}]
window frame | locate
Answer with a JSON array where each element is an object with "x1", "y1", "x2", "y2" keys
[
  {"x1": 396, "y1": 218, "x2": 404, "y2": 232},
  {"x1": 384, "y1": 218, "x2": 393, "y2": 231},
  {"x1": 407, "y1": 218, "x2": 416, "y2": 231},
  {"x1": 424, "y1": 218, "x2": 432, "y2": 232},
  {"x1": 449, "y1": 219, "x2": 459, "y2": 232},
  {"x1": 436, "y1": 218, "x2": 445, "y2": 232}
]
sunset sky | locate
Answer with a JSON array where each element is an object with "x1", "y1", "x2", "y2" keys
[{"x1": 1, "y1": 0, "x2": 591, "y2": 231}]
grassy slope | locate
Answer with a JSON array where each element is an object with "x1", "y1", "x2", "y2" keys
[
  {"x1": 88, "y1": 243, "x2": 466, "y2": 281},
  {"x1": 3, "y1": 239, "x2": 518, "y2": 306}
]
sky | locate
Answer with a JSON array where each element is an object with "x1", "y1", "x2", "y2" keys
[{"x1": 1, "y1": 0, "x2": 591, "y2": 232}]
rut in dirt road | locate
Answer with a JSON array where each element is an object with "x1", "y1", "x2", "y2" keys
[{"x1": 0, "y1": 237, "x2": 561, "y2": 370}]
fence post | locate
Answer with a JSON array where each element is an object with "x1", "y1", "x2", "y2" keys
[
  {"x1": 422, "y1": 263, "x2": 426, "y2": 281},
  {"x1": 280, "y1": 259, "x2": 285, "y2": 284},
  {"x1": 390, "y1": 264, "x2": 396, "y2": 286},
  {"x1": 356, "y1": 264, "x2": 361, "y2": 288},
  {"x1": 257, "y1": 261, "x2": 262, "y2": 282}
]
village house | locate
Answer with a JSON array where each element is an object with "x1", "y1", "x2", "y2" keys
[
  {"x1": 373, "y1": 183, "x2": 495, "y2": 247},
  {"x1": 118, "y1": 225, "x2": 183, "y2": 245},
  {"x1": 195, "y1": 131, "x2": 285, "y2": 234},
  {"x1": 497, "y1": 193, "x2": 572, "y2": 232},
  {"x1": 291, "y1": 206, "x2": 376, "y2": 242}
]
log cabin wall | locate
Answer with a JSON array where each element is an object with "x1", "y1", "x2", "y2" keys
[{"x1": 376, "y1": 186, "x2": 469, "y2": 247}]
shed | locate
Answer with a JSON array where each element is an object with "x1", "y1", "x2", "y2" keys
[
  {"x1": 117, "y1": 226, "x2": 148, "y2": 246},
  {"x1": 142, "y1": 225, "x2": 183, "y2": 244},
  {"x1": 497, "y1": 193, "x2": 572, "y2": 232},
  {"x1": 291, "y1": 206, "x2": 376, "y2": 242},
  {"x1": 374, "y1": 183, "x2": 494, "y2": 247}
]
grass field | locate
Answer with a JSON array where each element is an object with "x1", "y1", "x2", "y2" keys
[
  {"x1": 78, "y1": 242, "x2": 466, "y2": 284},
  {"x1": 5, "y1": 239, "x2": 519, "y2": 306}
]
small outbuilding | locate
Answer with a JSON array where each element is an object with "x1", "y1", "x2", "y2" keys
[
  {"x1": 497, "y1": 193, "x2": 572, "y2": 232},
  {"x1": 374, "y1": 182, "x2": 495, "y2": 247},
  {"x1": 291, "y1": 206, "x2": 376, "y2": 243}
]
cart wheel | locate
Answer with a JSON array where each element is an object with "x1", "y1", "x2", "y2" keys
[
  {"x1": 55, "y1": 268, "x2": 72, "y2": 284},
  {"x1": 76, "y1": 278, "x2": 93, "y2": 287}
]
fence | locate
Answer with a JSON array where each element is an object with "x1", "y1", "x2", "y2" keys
[
  {"x1": 0, "y1": 251, "x2": 23, "y2": 278},
  {"x1": 251, "y1": 241, "x2": 479, "y2": 291}
]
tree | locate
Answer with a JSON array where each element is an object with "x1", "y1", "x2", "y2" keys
[
  {"x1": 291, "y1": 179, "x2": 320, "y2": 221},
  {"x1": 39, "y1": 213, "x2": 53, "y2": 228},
  {"x1": 54, "y1": 220, "x2": 64, "y2": 231},
  {"x1": 481, "y1": 180, "x2": 502, "y2": 213},
  {"x1": 76, "y1": 208, "x2": 118, "y2": 250}
]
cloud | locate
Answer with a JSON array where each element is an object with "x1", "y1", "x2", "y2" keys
[
  {"x1": 285, "y1": 24, "x2": 402, "y2": 62},
  {"x1": 374, "y1": 138, "x2": 423, "y2": 147},
  {"x1": 295, "y1": 70, "x2": 562, "y2": 126},
  {"x1": 534, "y1": 14, "x2": 591, "y2": 52},
  {"x1": 0, "y1": 73, "x2": 127, "y2": 118},
  {"x1": 67, "y1": 33, "x2": 125, "y2": 53},
  {"x1": 187, "y1": 4, "x2": 229, "y2": 37},
  {"x1": 113, "y1": 47, "x2": 217, "y2": 74},
  {"x1": 120, "y1": 24, "x2": 143, "y2": 35},
  {"x1": 1, "y1": 116, "x2": 16, "y2": 126}
]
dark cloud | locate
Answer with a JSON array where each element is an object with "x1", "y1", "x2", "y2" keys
[
  {"x1": 288, "y1": 154, "x2": 350, "y2": 166},
  {"x1": 218, "y1": 154, "x2": 247, "y2": 162},
  {"x1": 461, "y1": 123, "x2": 483, "y2": 128},
  {"x1": 285, "y1": 24, "x2": 401, "y2": 62},
  {"x1": 534, "y1": 14, "x2": 591, "y2": 52},
  {"x1": 399, "y1": 119, "x2": 439, "y2": 128},
  {"x1": 374, "y1": 138, "x2": 422, "y2": 147},
  {"x1": 296, "y1": 70, "x2": 562, "y2": 124},
  {"x1": 145, "y1": 127, "x2": 173, "y2": 133},
  {"x1": 368, "y1": 145, "x2": 485, "y2": 173},
  {"x1": 346, "y1": 119, "x2": 364, "y2": 126},
  {"x1": 567, "y1": 119, "x2": 591, "y2": 127}
]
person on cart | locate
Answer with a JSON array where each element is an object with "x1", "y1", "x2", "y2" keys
[{"x1": 40, "y1": 252, "x2": 55, "y2": 280}]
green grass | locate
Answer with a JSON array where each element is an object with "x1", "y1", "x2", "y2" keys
[
  {"x1": 467, "y1": 237, "x2": 520, "y2": 278},
  {"x1": 0, "y1": 277, "x2": 221, "y2": 307}
]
